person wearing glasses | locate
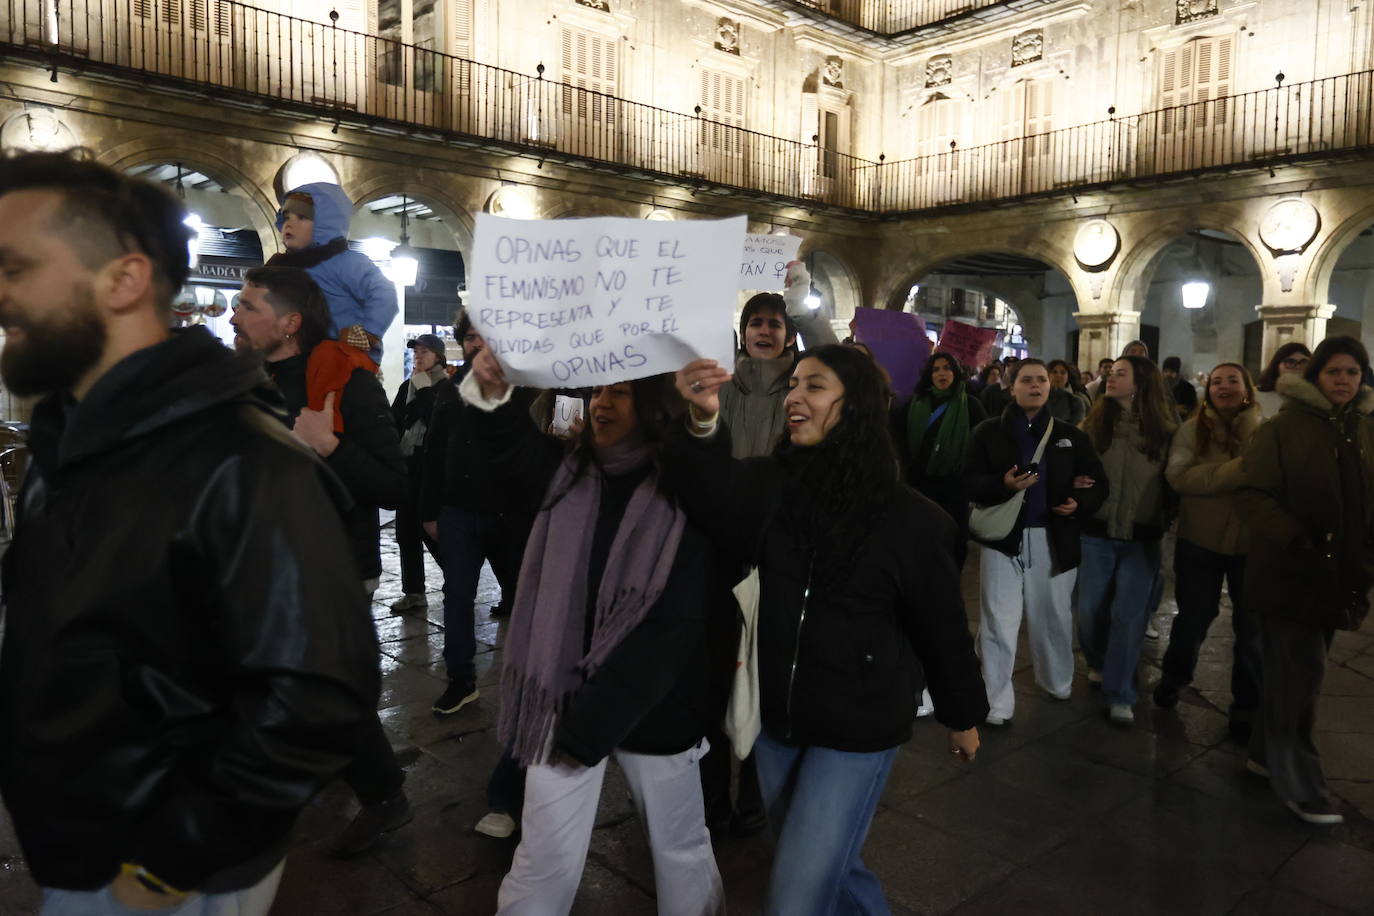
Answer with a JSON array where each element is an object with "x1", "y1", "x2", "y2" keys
[{"x1": 1253, "y1": 344, "x2": 1311, "y2": 419}]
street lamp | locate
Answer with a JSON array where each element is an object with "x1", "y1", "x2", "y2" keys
[
  {"x1": 804, "y1": 289, "x2": 822, "y2": 310},
  {"x1": 183, "y1": 212, "x2": 203, "y2": 268},
  {"x1": 389, "y1": 195, "x2": 420, "y2": 288},
  {"x1": 1181, "y1": 280, "x2": 1211, "y2": 310}
]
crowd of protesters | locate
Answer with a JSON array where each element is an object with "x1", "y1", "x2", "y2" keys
[{"x1": 0, "y1": 149, "x2": 1369, "y2": 916}]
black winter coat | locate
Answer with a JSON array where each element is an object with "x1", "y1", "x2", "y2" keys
[
  {"x1": 463, "y1": 387, "x2": 737, "y2": 765},
  {"x1": 0, "y1": 328, "x2": 380, "y2": 893},
  {"x1": 267, "y1": 354, "x2": 405, "y2": 579},
  {"x1": 663, "y1": 422, "x2": 988, "y2": 751},
  {"x1": 892, "y1": 392, "x2": 987, "y2": 537},
  {"x1": 420, "y1": 370, "x2": 541, "y2": 521},
  {"x1": 965, "y1": 407, "x2": 1109, "y2": 572},
  {"x1": 390, "y1": 373, "x2": 440, "y2": 476}
]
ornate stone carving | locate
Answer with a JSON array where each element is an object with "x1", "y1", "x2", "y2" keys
[
  {"x1": 925, "y1": 55, "x2": 952, "y2": 88},
  {"x1": 575, "y1": 0, "x2": 610, "y2": 11},
  {"x1": 714, "y1": 18, "x2": 739, "y2": 55},
  {"x1": 822, "y1": 56, "x2": 844, "y2": 89},
  {"x1": 1011, "y1": 30, "x2": 1043, "y2": 68},
  {"x1": 1175, "y1": 0, "x2": 1218, "y2": 24}
]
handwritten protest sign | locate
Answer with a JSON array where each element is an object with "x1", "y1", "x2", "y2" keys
[
  {"x1": 937, "y1": 320, "x2": 999, "y2": 371},
  {"x1": 851, "y1": 308, "x2": 930, "y2": 401},
  {"x1": 739, "y1": 234, "x2": 803, "y2": 290},
  {"x1": 468, "y1": 213, "x2": 746, "y2": 388},
  {"x1": 551, "y1": 395, "x2": 585, "y2": 436}
]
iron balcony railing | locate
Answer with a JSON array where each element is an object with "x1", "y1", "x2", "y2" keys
[
  {"x1": 783, "y1": 0, "x2": 1008, "y2": 35},
  {"x1": 1, "y1": 0, "x2": 881, "y2": 210},
  {"x1": 869, "y1": 71, "x2": 1374, "y2": 211},
  {"x1": 4, "y1": 0, "x2": 1374, "y2": 216}
]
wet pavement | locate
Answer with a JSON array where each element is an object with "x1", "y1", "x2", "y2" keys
[{"x1": 2, "y1": 532, "x2": 1372, "y2": 915}]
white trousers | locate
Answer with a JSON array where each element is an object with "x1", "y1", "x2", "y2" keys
[
  {"x1": 497, "y1": 739, "x2": 724, "y2": 916},
  {"x1": 979, "y1": 528, "x2": 1078, "y2": 720}
]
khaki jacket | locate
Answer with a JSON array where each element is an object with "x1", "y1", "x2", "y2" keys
[
  {"x1": 1086, "y1": 415, "x2": 1172, "y2": 541},
  {"x1": 1166, "y1": 404, "x2": 1262, "y2": 556}
]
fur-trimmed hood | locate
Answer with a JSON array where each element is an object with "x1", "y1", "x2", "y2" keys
[{"x1": 1276, "y1": 372, "x2": 1374, "y2": 416}]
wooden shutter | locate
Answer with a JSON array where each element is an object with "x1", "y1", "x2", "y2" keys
[
  {"x1": 998, "y1": 84, "x2": 1024, "y2": 160},
  {"x1": 1026, "y1": 79, "x2": 1053, "y2": 156},
  {"x1": 451, "y1": 0, "x2": 471, "y2": 59},
  {"x1": 700, "y1": 69, "x2": 746, "y2": 150},
  {"x1": 560, "y1": 26, "x2": 618, "y2": 123}
]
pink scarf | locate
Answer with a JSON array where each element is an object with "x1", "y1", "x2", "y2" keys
[{"x1": 498, "y1": 433, "x2": 686, "y2": 765}]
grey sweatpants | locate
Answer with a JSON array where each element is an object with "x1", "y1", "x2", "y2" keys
[{"x1": 1250, "y1": 611, "x2": 1336, "y2": 805}]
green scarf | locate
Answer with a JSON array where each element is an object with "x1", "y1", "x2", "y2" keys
[{"x1": 906, "y1": 383, "x2": 971, "y2": 478}]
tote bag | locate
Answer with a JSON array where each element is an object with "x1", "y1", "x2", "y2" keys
[
  {"x1": 723, "y1": 567, "x2": 761, "y2": 759},
  {"x1": 968, "y1": 418, "x2": 1054, "y2": 542}
]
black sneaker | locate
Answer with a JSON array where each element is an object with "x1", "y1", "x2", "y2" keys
[
  {"x1": 330, "y1": 792, "x2": 413, "y2": 858},
  {"x1": 489, "y1": 602, "x2": 511, "y2": 618},
  {"x1": 1152, "y1": 682, "x2": 1181, "y2": 709},
  {"x1": 433, "y1": 681, "x2": 479, "y2": 715}
]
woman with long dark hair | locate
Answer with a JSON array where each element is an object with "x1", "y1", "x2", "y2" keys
[
  {"x1": 895, "y1": 351, "x2": 986, "y2": 561},
  {"x1": 1154, "y1": 363, "x2": 1263, "y2": 743},
  {"x1": 1076, "y1": 355, "x2": 1178, "y2": 725},
  {"x1": 1237, "y1": 337, "x2": 1374, "y2": 825},
  {"x1": 672, "y1": 345, "x2": 986, "y2": 916},
  {"x1": 461, "y1": 349, "x2": 734, "y2": 913},
  {"x1": 1253, "y1": 342, "x2": 1311, "y2": 418},
  {"x1": 1047, "y1": 358, "x2": 1087, "y2": 424},
  {"x1": 966, "y1": 359, "x2": 1108, "y2": 725}
]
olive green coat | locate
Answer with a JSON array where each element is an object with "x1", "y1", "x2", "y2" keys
[{"x1": 1235, "y1": 374, "x2": 1374, "y2": 623}]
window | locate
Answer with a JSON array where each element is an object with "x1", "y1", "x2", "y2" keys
[
  {"x1": 699, "y1": 69, "x2": 746, "y2": 153},
  {"x1": 1160, "y1": 36, "x2": 1232, "y2": 134},
  {"x1": 560, "y1": 26, "x2": 619, "y2": 124},
  {"x1": 376, "y1": 0, "x2": 444, "y2": 92}
]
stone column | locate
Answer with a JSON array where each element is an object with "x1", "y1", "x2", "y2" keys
[
  {"x1": 1073, "y1": 310, "x2": 1141, "y2": 367},
  {"x1": 1254, "y1": 304, "x2": 1336, "y2": 365}
]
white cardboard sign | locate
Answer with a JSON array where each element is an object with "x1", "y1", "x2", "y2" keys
[
  {"x1": 468, "y1": 213, "x2": 746, "y2": 388},
  {"x1": 739, "y1": 234, "x2": 803, "y2": 290},
  {"x1": 550, "y1": 395, "x2": 584, "y2": 436}
]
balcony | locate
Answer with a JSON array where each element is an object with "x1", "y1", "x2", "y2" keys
[
  {"x1": 776, "y1": 0, "x2": 1050, "y2": 38},
  {"x1": 4, "y1": 0, "x2": 1374, "y2": 218}
]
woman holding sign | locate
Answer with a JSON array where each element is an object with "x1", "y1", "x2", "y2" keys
[
  {"x1": 462, "y1": 348, "x2": 734, "y2": 916},
  {"x1": 965, "y1": 359, "x2": 1108, "y2": 727},
  {"x1": 671, "y1": 345, "x2": 985, "y2": 916}
]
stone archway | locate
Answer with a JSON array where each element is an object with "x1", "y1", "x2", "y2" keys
[
  {"x1": 351, "y1": 175, "x2": 477, "y2": 257},
  {"x1": 801, "y1": 249, "x2": 863, "y2": 322},
  {"x1": 100, "y1": 139, "x2": 281, "y2": 259}
]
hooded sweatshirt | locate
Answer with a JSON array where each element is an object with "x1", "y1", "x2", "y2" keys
[{"x1": 272, "y1": 182, "x2": 398, "y2": 362}]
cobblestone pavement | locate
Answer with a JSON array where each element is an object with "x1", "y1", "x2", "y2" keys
[{"x1": 3, "y1": 532, "x2": 1373, "y2": 915}]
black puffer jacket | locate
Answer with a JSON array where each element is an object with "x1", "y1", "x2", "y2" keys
[
  {"x1": 420, "y1": 369, "x2": 541, "y2": 520},
  {"x1": 664, "y1": 422, "x2": 988, "y2": 751},
  {"x1": 462, "y1": 385, "x2": 737, "y2": 765},
  {"x1": 0, "y1": 328, "x2": 380, "y2": 893},
  {"x1": 267, "y1": 353, "x2": 405, "y2": 579},
  {"x1": 965, "y1": 407, "x2": 1109, "y2": 573}
]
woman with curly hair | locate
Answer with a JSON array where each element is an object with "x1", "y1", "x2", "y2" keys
[
  {"x1": 1076, "y1": 355, "x2": 1178, "y2": 725},
  {"x1": 671, "y1": 345, "x2": 987, "y2": 916}
]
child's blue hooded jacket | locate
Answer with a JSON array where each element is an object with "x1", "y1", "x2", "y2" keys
[{"x1": 274, "y1": 182, "x2": 398, "y2": 361}]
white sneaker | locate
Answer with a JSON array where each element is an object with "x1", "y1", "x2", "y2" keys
[
  {"x1": 985, "y1": 713, "x2": 1011, "y2": 727},
  {"x1": 916, "y1": 704, "x2": 935, "y2": 719},
  {"x1": 1109, "y1": 704, "x2": 1134, "y2": 725},
  {"x1": 389, "y1": 593, "x2": 427, "y2": 614},
  {"x1": 1145, "y1": 622, "x2": 1160, "y2": 640},
  {"x1": 1286, "y1": 799, "x2": 1344, "y2": 825},
  {"x1": 1086, "y1": 670, "x2": 1103, "y2": 686},
  {"x1": 475, "y1": 811, "x2": 517, "y2": 838}
]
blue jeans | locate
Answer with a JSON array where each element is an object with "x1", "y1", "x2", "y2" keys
[
  {"x1": 1076, "y1": 535, "x2": 1162, "y2": 706},
  {"x1": 436, "y1": 506, "x2": 521, "y2": 684},
  {"x1": 753, "y1": 732, "x2": 897, "y2": 916}
]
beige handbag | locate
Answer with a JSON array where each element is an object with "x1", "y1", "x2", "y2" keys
[{"x1": 968, "y1": 418, "x2": 1054, "y2": 542}]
